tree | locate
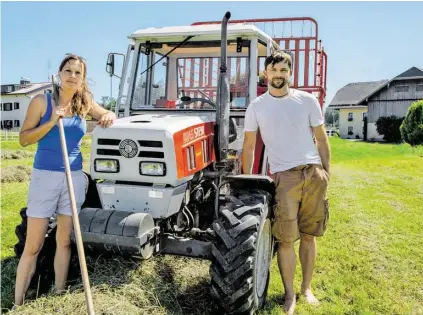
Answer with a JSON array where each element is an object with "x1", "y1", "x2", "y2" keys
[
  {"x1": 400, "y1": 100, "x2": 423, "y2": 146},
  {"x1": 375, "y1": 115, "x2": 404, "y2": 143},
  {"x1": 324, "y1": 108, "x2": 339, "y2": 127},
  {"x1": 100, "y1": 96, "x2": 116, "y2": 112}
]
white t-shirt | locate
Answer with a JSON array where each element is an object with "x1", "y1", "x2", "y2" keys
[{"x1": 244, "y1": 89, "x2": 324, "y2": 173}]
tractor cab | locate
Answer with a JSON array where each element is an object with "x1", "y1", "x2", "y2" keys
[
  {"x1": 108, "y1": 23, "x2": 276, "y2": 115},
  {"x1": 106, "y1": 17, "x2": 327, "y2": 174}
]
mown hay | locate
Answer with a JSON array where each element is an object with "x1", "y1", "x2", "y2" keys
[
  {"x1": 3, "y1": 254, "x2": 217, "y2": 315},
  {"x1": 1, "y1": 150, "x2": 34, "y2": 160},
  {"x1": 1, "y1": 165, "x2": 32, "y2": 183}
]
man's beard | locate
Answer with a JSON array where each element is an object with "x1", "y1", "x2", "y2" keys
[{"x1": 270, "y1": 77, "x2": 287, "y2": 89}]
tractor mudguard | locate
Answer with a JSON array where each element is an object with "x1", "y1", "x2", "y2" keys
[
  {"x1": 224, "y1": 174, "x2": 275, "y2": 196},
  {"x1": 75, "y1": 208, "x2": 158, "y2": 259}
]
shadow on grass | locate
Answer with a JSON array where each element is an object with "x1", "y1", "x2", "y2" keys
[
  {"x1": 1, "y1": 256, "x2": 19, "y2": 312},
  {"x1": 152, "y1": 259, "x2": 218, "y2": 315}
]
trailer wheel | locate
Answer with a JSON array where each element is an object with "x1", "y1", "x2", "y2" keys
[{"x1": 210, "y1": 189, "x2": 274, "y2": 314}]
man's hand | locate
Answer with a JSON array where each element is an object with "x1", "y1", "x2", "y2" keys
[
  {"x1": 242, "y1": 130, "x2": 257, "y2": 174},
  {"x1": 312, "y1": 124, "x2": 331, "y2": 177}
]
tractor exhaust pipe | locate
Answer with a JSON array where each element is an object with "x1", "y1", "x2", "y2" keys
[{"x1": 216, "y1": 11, "x2": 231, "y2": 162}]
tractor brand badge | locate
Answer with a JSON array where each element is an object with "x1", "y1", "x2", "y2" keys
[
  {"x1": 183, "y1": 125, "x2": 205, "y2": 144},
  {"x1": 119, "y1": 139, "x2": 138, "y2": 158}
]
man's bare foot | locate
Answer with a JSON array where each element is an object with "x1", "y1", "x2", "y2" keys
[
  {"x1": 283, "y1": 295, "x2": 296, "y2": 315},
  {"x1": 301, "y1": 289, "x2": 320, "y2": 305}
]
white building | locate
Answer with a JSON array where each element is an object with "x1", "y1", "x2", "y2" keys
[{"x1": 1, "y1": 78, "x2": 52, "y2": 131}]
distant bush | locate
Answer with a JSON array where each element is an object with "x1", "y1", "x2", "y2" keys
[
  {"x1": 375, "y1": 115, "x2": 404, "y2": 143},
  {"x1": 400, "y1": 100, "x2": 423, "y2": 146}
]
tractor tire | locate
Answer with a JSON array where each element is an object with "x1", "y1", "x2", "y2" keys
[
  {"x1": 14, "y1": 207, "x2": 58, "y2": 294},
  {"x1": 210, "y1": 189, "x2": 274, "y2": 315},
  {"x1": 14, "y1": 207, "x2": 28, "y2": 258}
]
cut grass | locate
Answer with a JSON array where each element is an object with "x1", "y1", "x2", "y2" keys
[
  {"x1": 1, "y1": 138, "x2": 422, "y2": 314},
  {"x1": 1, "y1": 166, "x2": 33, "y2": 183}
]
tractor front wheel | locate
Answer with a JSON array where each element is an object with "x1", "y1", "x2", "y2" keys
[{"x1": 210, "y1": 189, "x2": 274, "y2": 314}]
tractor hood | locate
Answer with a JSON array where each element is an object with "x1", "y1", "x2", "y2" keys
[
  {"x1": 98, "y1": 113, "x2": 216, "y2": 135},
  {"x1": 90, "y1": 113, "x2": 217, "y2": 186}
]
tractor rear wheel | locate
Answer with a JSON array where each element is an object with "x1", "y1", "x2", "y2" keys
[
  {"x1": 210, "y1": 189, "x2": 274, "y2": 314},
  {"x1": 14, "y1": 207, "x2": 58, "y2": 294}
]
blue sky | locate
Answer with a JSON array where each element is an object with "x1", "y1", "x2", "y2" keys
[{"x1": 2, "y1": 1, "x2": 423, "y2": 108}]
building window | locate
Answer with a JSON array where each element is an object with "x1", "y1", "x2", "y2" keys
[
  {"x1": 348, "y1": 112, "x2": 353, "y2": 121},
  {"x1": 14, "y1": 120, "x2": 20, "y2": 127},
  {"x1": 348, "y1": 126, "x2": 353, "y2": 135},
  {"x1": 395, "y1": 85, "x2": 409, "y2": 92},
  {"x1": 3, "y1": 103, "x2": 12, "y2": 111},
  {"x1": 416, "y1": 84, "x2": 423, "y2": 92},
  {"x1": 4, "y1": 120, "x2": 13, "y2": 129},
  {"x1": 14, "y1": 102, "x2": 20, "y2": 110},
  {"x1": 0, "y1": 103, "x2": 2, "y2": 111}
]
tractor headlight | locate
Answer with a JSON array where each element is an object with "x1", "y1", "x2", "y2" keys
[
  {"x1": 140, "y1": 162, "x2": 166, "y2": 176},
  {"x1": 95, "y1": 159, "x2": 119, "y2": 173}
]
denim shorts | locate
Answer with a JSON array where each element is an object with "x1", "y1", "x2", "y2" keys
[{"x1": 26, "y1": 169, "x2": 88, "y2": 218}]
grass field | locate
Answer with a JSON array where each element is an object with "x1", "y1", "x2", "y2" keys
[{"x1": 1, "y1": 137, "x2": 423, "y2": 314}]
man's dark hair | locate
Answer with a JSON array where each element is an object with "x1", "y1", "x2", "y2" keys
[{"x1": 264, "y1": 50, "x2": 293, "y2": 70}]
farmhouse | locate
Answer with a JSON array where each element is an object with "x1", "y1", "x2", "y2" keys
[
  {"x1": 328, "y1": 67, "x2": 423, "y2": 140},
  {"x1": 1, "y1": 78, "x2": 52, "y2": 131}
]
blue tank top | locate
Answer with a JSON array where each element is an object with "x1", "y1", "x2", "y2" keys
[{"x1": 33, "y1": 93, "x2": 87, "y2": 172}]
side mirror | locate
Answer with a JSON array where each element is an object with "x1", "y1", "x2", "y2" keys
[
  {"x1": 106, "y1": 54, "x2": 114, "y2": 76},
  {"x1": 106, "y1": 53, "x2": 125, "y2": 78}
]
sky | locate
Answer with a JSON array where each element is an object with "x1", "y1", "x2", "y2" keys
[{"x1": 2, "y1": 1, "x2": 423, "y2": 109}]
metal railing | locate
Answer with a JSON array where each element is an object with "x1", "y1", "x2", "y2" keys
[{"x1": 1, "y1": 130, "x2": 19, "y2": 141}]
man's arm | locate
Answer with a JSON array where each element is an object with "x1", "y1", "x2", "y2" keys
[
  {"x1": 312, "y1": 124, "x2": 331, "y2": 175},
  {"x1": 242, "y1": 130, "x2": 257, "y2": 174}
]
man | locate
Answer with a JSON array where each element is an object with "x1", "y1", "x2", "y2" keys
[{"x1": 242, "y1": 51, "x2": 331, "y2": 314}]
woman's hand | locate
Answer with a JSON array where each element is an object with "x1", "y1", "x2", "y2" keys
[
  {"x1": 97, "y1": 112, "x2": 116, "y2": 128},
  {"x1": 49, "y1": 108, "x2": 65, "y2": 124}
]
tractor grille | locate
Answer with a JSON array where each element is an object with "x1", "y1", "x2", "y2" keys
[
  {"x1": 138, "y1": 140, "x2": 163, "y2": 148},
  {"x1": 98, "y1": 139, "x2": 120, "y2": 145},
  {"x1": 97, "y1": 138, "x2": 164, "y2": 159},
  {"x1": 97, "y1": 149, "x2": 120, "y2": 156}
]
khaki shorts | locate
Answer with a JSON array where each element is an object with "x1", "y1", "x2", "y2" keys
[{"x1": 271, "y1": 164, "x2": 330, "y2": 243}]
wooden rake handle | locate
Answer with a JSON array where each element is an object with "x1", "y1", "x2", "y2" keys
[{"x1": 53, "y1": 76, "x2": 95, "y2": 314}]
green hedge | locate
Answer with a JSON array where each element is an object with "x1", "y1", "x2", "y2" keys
[
  {"x1": 400, "y1": 100, "x2": 423, "y2": 146},
  {"x1": 375, "y1": 115, "x2": 404, "y2": 143}
]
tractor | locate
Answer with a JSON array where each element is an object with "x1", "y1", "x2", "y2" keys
[{"x1": 14, "y1": 12, "x2": 327, "y2": 314}]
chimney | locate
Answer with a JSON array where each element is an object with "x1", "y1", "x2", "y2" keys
[{"x1": 20, "y1": 77, "x2": 31, "y2": 86}]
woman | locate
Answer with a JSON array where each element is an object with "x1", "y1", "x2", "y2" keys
[{"x1": 14, "y1": 54, "x2": 116, "y2": 306}]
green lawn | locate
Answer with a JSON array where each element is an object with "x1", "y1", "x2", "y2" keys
[{"x1": 1, "y1": 137, "x2": 422, "y2": 314}]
